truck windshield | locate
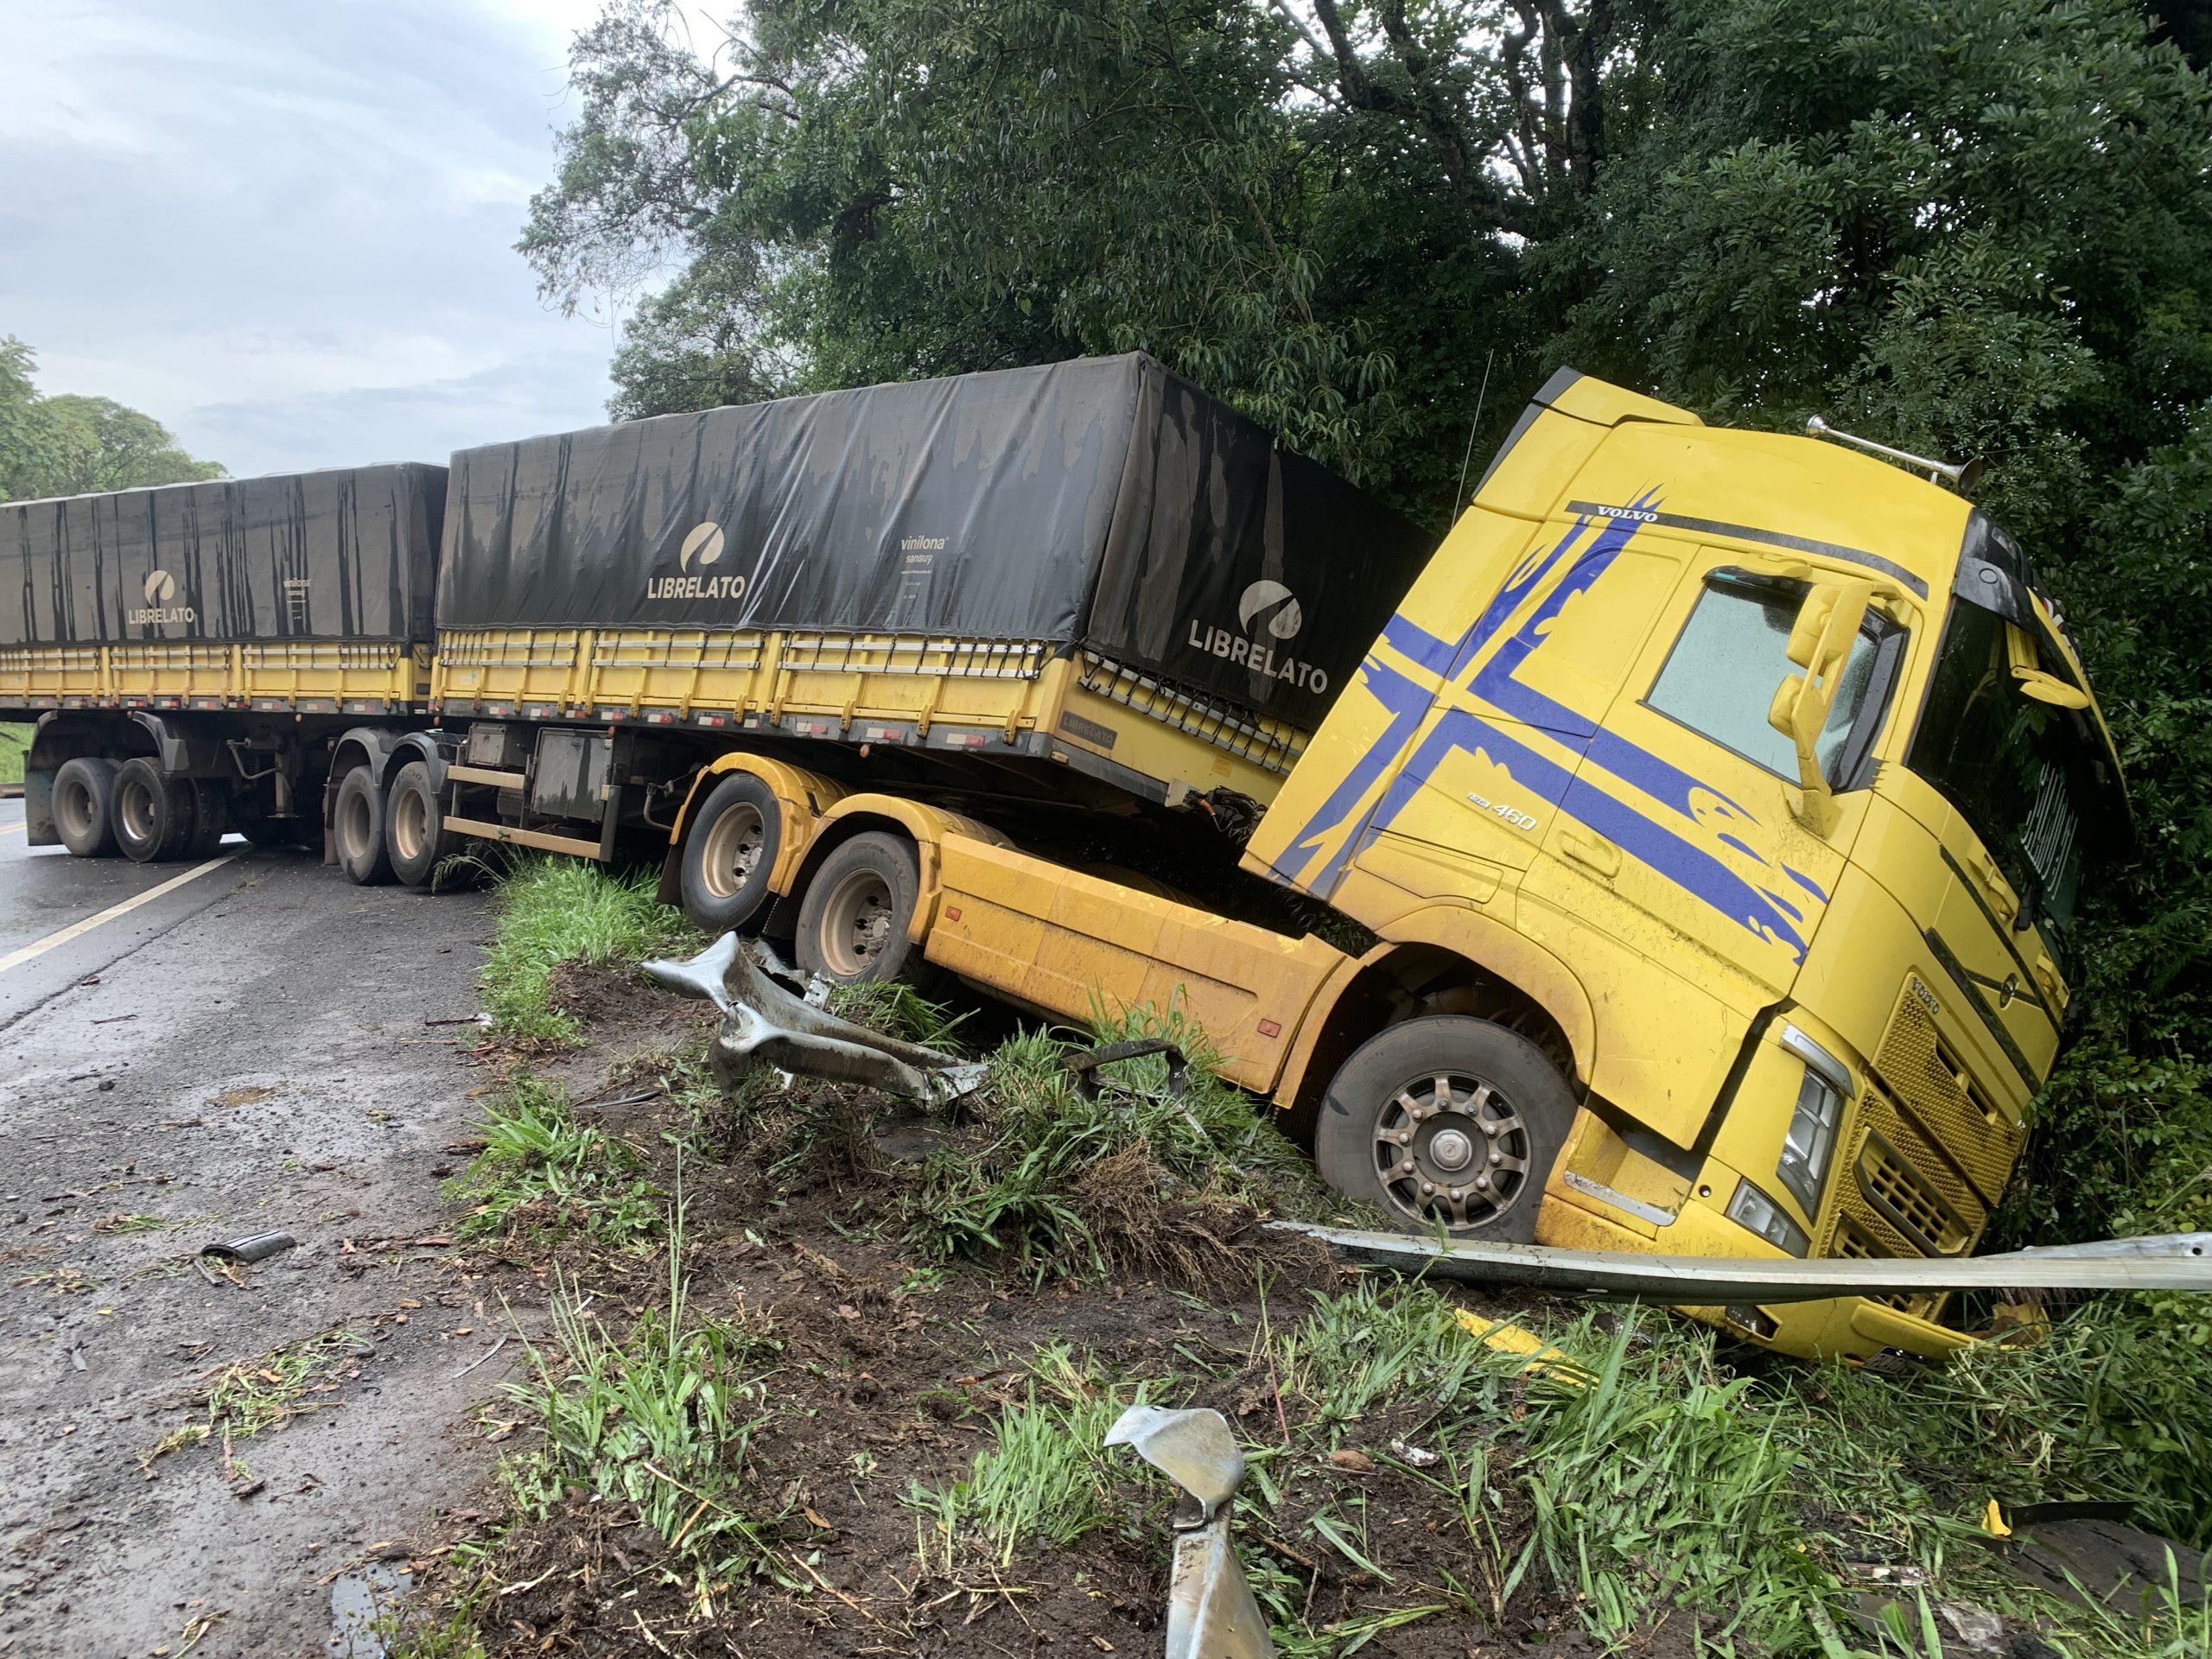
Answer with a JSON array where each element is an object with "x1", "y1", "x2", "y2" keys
[{"x1": 1905, "y1": 595, "x2": 2117, "y2": 949}]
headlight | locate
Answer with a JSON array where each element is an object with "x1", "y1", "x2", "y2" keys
[
  {"x1": 1726, "y1": 1178, "x2": 1810, "y2": 1256},
  {"x1": 1775, "y1": 1025, "x2": 1850, "y2": 1217}
]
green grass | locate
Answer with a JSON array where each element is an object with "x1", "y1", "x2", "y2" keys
[
  {"x1": 502, "y1": 1189, "x2": 790, "y2": 1586},
  {"x1": 906, "y1": 1344, "x2": 1157, "y2": 1572},
  {"x1": 476, "y1": 855, "x2": 697, "y2": 1044},
  {"x1": 0, "y1": 723, "x2": 27, "y2": 786},
  {"x1": 899, "y1": 997, "x2": 1328, "y2": 1280},
  {"x1": 913, "y1": 1280, "x2": 2212, "y2": 1658},
  {"x1": 448, "y1": 1074, "x2": 666, "y2": 1248}
]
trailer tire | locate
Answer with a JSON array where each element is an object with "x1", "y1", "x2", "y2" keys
[
  {"x1": 53, "y1": 758, "x2": 120, "y2": 857},
  {"x1": 680, "y1": 772, "x2": 780, "y2": 932},
  {"x1": 1316, "y1": 1015, "x2": 1572, "y2": 1243},
  {"x1": 795, "y1": 831, "x2": 929, "y2": 985},
  {"x1": 112, "y1": 758, "x2": 197, "y2": 864},
  {"x1": 333, "y1": 766, "x2": 395, "y2": 886},
  {"x1": 385, "y1": 760, "x2": 460, "y2": 889},
  {"x1": 185, "y1": 781, "x2": 230, "y2": 858}
]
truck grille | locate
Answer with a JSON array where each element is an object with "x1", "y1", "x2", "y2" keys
[
  {"x1": 1873, "y1": 978, "x2": 2022, "y2": 1207},
  {"x1": 1827, "y1": 1083, "x2": 1980, "y2": 1267},
  {"x1": 1858, "y1": 1133, "x2": 1970, "y2": 1255}
]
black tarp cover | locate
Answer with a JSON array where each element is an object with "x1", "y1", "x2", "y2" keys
[
  {"x1": 439, "y1": 354, "x2": 1433, "y2": 728},
  {"x1": 0, "y1": 463, "x2": 444, "y2": 647}
]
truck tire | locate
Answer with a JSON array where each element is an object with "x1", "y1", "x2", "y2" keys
[
  {"x1": 332, "y1": 766, "x2": 395, "y2": 886},
  {"x1": 385, "y1": 760, "x2": 459, "y2": 889},
  {"x1": 111, "y1": 757, "x2": 197, "y2": 864},
  {"x1": 185, "y1": 781, "x2": 230, "y2": 858},
  {"x1": 53, "y1": 757, "x2": 119, "y2": 857},
  {"x1": 1316, "y1": 1016, "x2": 1573, "y2": 1243},
  {"x1": 679, "y1": 772, "x2": 780, "y2": 932},
  {"x1": 795, "y1": 831, "x2": 928, "y2": 985}
]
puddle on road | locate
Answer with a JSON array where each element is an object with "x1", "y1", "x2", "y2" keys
[{"x1": 327, "y1": 1560, "x2": 412, "y2": 1658}]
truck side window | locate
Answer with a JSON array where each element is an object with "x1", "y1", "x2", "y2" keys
[{"x1": 1644, "y1": 569, "x2": 1882, "y2": 786}]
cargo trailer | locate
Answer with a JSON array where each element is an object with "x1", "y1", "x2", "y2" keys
[{"x1": 3, "y1": 464, "x2": 444, "y2": 858}]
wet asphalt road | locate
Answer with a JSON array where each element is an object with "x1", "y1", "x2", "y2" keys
[{"x1": 0, "y1": 798, "x2": 517, "y2": 1657}]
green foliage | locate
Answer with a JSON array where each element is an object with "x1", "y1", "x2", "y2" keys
[
  {"x1": 505, "y1": 1201, "x2": 789, "y2": 1583},
  {"x1": 899, "y1": 1000, "x2": 1324, "y2": 1276},
  {"x1": 0, "y1": 335, "x2": 222, "y2": 502},
  {"x1": 824, "y1": 977, "x2": 970, "y2": 1049},
  {"x1": 476, "y1": 854, "x2": 696, "y2": 1044},
  {"x1": 450, "y1": 1074, "x2": 667, "y2": 1247},
  {"x1": 906, "y1": 1344, "x2": 1147, "y2": 1571},
  {"x1": 0, "y1": 723, "x2": 28, "y2": 787},
  {"x1": 523, "y1": 0, "x2": 1562, "y2": 496}
]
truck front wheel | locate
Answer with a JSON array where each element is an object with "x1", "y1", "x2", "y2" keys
[
  {"x1": 680, "y1": 772, "x2": 780, "y2": 932},
  {"x1": 53, "y1": 758, "x2": 119, "y2": 857},
  {"x1": 1316, "y1": 1016, "x2": 1573, "y2": 1243},
  {"x1": 333, "y1": 766, "x2": 395, "y2": 886},
  {"x1": 112, "y1": 758, "x2": 197, "y2": 864},
  {"x1": 795, "y1": 831, "x2": 925, "y2": 985}
]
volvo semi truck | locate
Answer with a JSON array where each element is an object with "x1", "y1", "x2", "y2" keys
[{"x1": 0, "y1": 357, "x2": 2126, "y2": 1362}]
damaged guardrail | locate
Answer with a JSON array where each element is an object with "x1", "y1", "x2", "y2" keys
[
  {"x1": 1106, "y1": 1405, "x2": 1274, "y2": 1659},
  {"x1": 642, "y1": 933, "x2": 988, "y2": 1105},
  {"x1": 1268, "y1": 1222, "x2": 2212, "y2": 1302}
]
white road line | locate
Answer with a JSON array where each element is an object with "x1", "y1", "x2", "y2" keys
[{"x1": 0, "y1": 855, "x2": 236, "y2": 976}]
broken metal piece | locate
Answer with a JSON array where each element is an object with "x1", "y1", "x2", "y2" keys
[
  {"x1": 643, "y1": 932, "x2": 988, "y2": 1106},
  {"x1": 1268, "y1": 1223, "x2": 2212, "y2": 1302},
  {"x1": 1066, "y1": 1038, "x2": 1189, "y2": 1102},
  {"x1": 1106, "y1": 1404, "x2": 1273, "y2": 1659},
  {"x1": 202, "y1": 1230, "x2": 297, "y2": 1263}
]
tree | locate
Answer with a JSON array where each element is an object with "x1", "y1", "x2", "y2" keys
[
  {"x1": 0, "y1": 337, "x2": 224, "y2": 503},
  {"x1": 520, "y1": 2, "x2": 1624, "y2": 501},
  {"x1": 35, "y1": 395, "x2": 226, "y2": 497}
]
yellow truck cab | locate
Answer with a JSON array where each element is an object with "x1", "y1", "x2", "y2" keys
[{"x1": 1246, "y1": 370, "x2": 2127, "y2": 1358}]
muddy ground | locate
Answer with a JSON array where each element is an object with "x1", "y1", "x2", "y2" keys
[{"x1": 379, "y1": 962, "x2": 1635, "y2": 1659}]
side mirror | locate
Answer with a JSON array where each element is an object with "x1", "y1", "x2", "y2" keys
[
  {"x1": 2012, "y1": 666, "x2": 2090, "y2": 709},
  {"x1": 1767, "y1": 578, "x2": 1873, "y2": 836}
]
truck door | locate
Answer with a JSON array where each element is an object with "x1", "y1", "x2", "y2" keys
[
  {"x1": 1534, "y1": 554, "x2": 1881, "y2": 993},
  {"x1": 1517, "y1": 553, "x2": 1891, "y2": 1135}
]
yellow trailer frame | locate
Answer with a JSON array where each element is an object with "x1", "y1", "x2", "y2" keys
[
  {"x1": 0, "y1": 639, "x2": 429, "y2": 718},
  {"x1": 432, "y1": 626, "x2": 1307, "y2": 812}
]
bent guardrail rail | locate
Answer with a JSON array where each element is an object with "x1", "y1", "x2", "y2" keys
[{"x1": 1266, "y1": 1223, "x2": 2212, "y2": 1302}]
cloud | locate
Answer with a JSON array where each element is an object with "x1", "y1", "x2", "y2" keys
[{"x1": 0, "y1": 0, "x2": 621, "y2": 477}]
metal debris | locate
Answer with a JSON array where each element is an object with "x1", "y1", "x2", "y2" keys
[
  {"x1": 1105, "y1": 1405, "x2": 1273, "y2": 1659},
  {"x1": 327, "y1": 1560, "x2": 411, "y2": 1659},
  {"x1": 1268, "y1": 1223, "x2": 2212, "y2": 1302},
  {"x1": 201, "y1": 1230, "x2": 297, "y2": 1264},
  {"x1": 643, "y1": 933, "x2": 987, "y2": 1105},
  {"x1": 1388, "y1": 1439, "x2": 1440, "y2": 1468}
]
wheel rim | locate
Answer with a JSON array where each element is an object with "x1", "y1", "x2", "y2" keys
[
  {"x1": 700, "y1": 803, "x2": 766, "y2": 900},
  {"x1": 339, "y1": 784, "x2": 373, "y2": 861},
  {"x1": 816, "y1": 867, "x2": 895, "y2": 977},
  {"x1": 58, "y1": 779, "x2": 92, "y2": 841},
  {"x1": 1369, "y1": 1071, "x2": 1531, "y2": 1229},
  {"x1": 392, "y1": 786, "x2": 428, "y2": 863},
  {"x1": 118, "y1": 778, "x2": 154, "y2": 846}
]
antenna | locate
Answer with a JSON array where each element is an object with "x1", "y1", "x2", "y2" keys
[
  {"x1": 1452, "y1": 349, "x2": 1497, "y2": 520},
  {"x1": 1805, "y1": 416, "x2": 1982, "y2": 493}
]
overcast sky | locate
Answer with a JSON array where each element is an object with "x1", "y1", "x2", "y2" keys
[{"x1": 0, "y1": 0, "x2": 629, "y2": 479}]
